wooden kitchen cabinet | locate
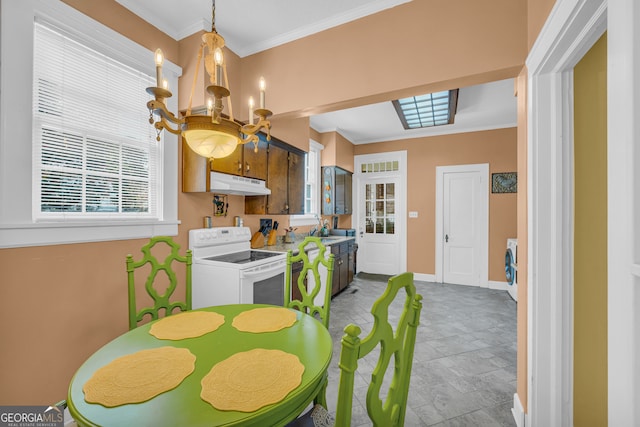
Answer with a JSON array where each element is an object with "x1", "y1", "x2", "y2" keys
[
  {"x1": 330, "y1": 240, "x2": 356, "y2": 296},
  {"x1": 347, "y1": 240, "x2": 357, "y2": 284},
  {"x1": 245, "y1": 140, "x2": 306, "y2": 215},
  {"x1": 182, "y1": 137, "x2": 208, "y2": 192},
  {"x1": 242, "y1": 137, "x2": 268, "y2": 180},
  {"x1": 210, "y1": 146, "x2": 243, "y2": 176},
  {"x1": 265, "y1": 143, "x2": 289, "y2": 214},
  {"x1": 322, "y1": 166, "x2": 353, "y2": 215},
  {"x1": 182, "y1": 129, "x2": 305, "y2": 209},
  {"x1": 209, "y1": 134, "x2": 268, "y2": 180},
  {"x1": 287, "y1": 150, "x2": 305, "y2": 215}
]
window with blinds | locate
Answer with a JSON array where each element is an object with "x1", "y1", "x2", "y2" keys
[
  {"x1": 32, "y1": 22, "x2": 160, "y2": 218},
  {"x1": 304, "y1": 146, "x2": 319, "y2": 215}
]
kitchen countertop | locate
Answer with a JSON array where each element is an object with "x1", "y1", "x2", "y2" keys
[{"x1": 258, "y1": 235, "x2": 355, "y2": 254}]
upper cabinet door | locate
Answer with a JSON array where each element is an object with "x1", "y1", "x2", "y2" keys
[
  {"x1": 210, "y1": 144, "x2": 243, "y2": 176},
  {"x1": 243, "y1": 136, "x2": 268, "y2": 181},
  {"x1": 288, "y1": 150, "x2": 305, "y2": 215},
  {"x1": 344, "y1": 172, "x2": 352, "y2": 214},
  {"x1": 266, "y1": 144, "x2": 289, "y2": 214},
  {"x1": 322, "y1": 166, "x2": 352, "y2": 215}
]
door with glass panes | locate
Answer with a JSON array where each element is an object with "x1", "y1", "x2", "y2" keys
[{"x1": 357, "y1": 177, "x2": 401, "y2": 274}]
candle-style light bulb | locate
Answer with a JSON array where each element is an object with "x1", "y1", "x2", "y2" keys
[
  {"x1": 248, "y1": 97, "x2": 255, "y2": 125},
  {"x1": 214, "y1": 48, "x2": 224, "y2": 87},
  {"x1": 154, "y1": 48, "x2": 164, "y2": 66},
  {"x1": 162, "y1": 79, "x2": 168, "y2": 90},
  {"x1": 154, "y1": 48, "x2": 164, "y2": 87},
  {"x1": 207, "y1": 98, "x2": 213, "y2": 116},
  {"x1": 259, "y1": 77, "x2": 266, "y2": 109}
]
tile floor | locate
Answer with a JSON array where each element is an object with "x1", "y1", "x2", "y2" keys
[
  {"x1": 65, "y1": 273, "x2": 516, "y2": 426},
  {"x1": 324, "y1": 273, "x2": 517, "y2": 427}
]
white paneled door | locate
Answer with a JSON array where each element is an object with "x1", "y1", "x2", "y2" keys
[
  {"x1": 355, "y1": 152, "x2": 407, "y2": 276},
  {"x1": 358, "y1": 177, "x2": 400, "y2": 274},
  {"x1": 436, "y1": 164, "x2": 488, "y2": 286}
]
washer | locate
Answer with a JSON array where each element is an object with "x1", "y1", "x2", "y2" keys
[{"x1": 505, "y1": 238, "x2": 518, "y2": 301}]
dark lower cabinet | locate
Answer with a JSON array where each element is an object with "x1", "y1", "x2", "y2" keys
[
  {"x1": 347, "y1": 241, "x2": 357, "y2": 284},
  {"x1": 290, "y1": 260, "x2": 305, "y2": 301},
  {"x1": 331, "y1": 240, "x2": 356, "y2": 296}
]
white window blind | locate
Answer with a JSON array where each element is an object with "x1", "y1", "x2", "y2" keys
[{"x1": 32, "y1": 22, "x2": 161, "y2": 219}]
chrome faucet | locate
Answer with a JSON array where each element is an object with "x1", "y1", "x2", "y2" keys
[{"x1": 309, "y1": 215, "x2": 323, "y2": 236}]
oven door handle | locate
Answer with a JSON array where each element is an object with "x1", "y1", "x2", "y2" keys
[{"x1": 240, "y1": 259, "x2": 286, "y2": 278}]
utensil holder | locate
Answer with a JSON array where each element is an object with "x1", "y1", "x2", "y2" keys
[{"x1": 250, "y1": 232, "x2": 265, "y2": 248}]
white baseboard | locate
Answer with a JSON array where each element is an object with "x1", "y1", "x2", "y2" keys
[
  {"x1": 487, "y1": 280, "x2": 509, "y2": 291},
  {"x1": 413, "y1": 273, "x2": 436, "y2": 282},
  {"x1": 512, "y1": 393, "x2": 525, "y2": 427}
]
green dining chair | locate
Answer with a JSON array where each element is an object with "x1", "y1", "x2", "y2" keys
[
  {"x1": 285, "y1": 236, "x2": 335, "y2": 409},
  {"x1": 126, "y1": 236, "x2": 192, "y2": 330},
  {"x1": 288, "y1": 272, "x2": 423, "y2": 427},
  {"x1": 284, "y1": 236, "x2": 335, "y2": 329}
]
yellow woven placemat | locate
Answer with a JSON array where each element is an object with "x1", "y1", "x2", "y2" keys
[
  {"x1": 149, "y1": 311, "x2": 225, "y2": 340},
  {"x1": 83, "y1": 346, "x2": 196, "y2": 407},
  {"x1": 231, "y1": 307, "x2": 296, "y2": 333},
  {"x1": 201, "y1": 348, "x2": 305, "y2": 412}
]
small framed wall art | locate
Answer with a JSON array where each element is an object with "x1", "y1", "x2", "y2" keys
[{"x1": 491, "y1": 172, "x2": 517, "y2": 193}]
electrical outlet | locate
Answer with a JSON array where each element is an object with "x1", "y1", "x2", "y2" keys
[{"x1": 409, "y1": 211, "x2": 419, "y2": 218}]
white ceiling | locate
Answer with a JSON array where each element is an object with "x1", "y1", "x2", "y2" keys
[
  {"x1": 310, "y1": 79, "x2": 517, "y2": 145},
  {"x1": 116, "y1": 0, "x2": 411, "y2": 57},
  {"x1": 117, "y1": 0, "x2": 516, "y2": 144}
]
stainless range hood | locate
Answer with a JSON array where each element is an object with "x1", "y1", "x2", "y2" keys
[{"x1": 209, "y1": 171, "x2": 271, "y2": 196}]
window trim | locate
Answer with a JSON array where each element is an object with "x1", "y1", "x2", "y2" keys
[
  {"x1": 290, "y1": 140, "x2": 324, "y2": 227},
  {"x1": 0, "y1": 0, "x2": 182, "y2": 248}
]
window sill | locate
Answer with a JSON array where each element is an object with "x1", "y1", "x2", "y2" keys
[
  {"x1": 289, "y1": 215, "x2": 320, "y2": 227},
  {"x1": 0, "y1": 220, "x2": 180, "y2": 248}
]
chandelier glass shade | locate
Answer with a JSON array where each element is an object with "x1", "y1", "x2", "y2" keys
[{"x1": 146, "y1": 0, "x2": 271, "y2": 160}]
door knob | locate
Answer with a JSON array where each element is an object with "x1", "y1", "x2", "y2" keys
[{"x1": 445, "y1": 234, "x2": 449, "y2": 243}]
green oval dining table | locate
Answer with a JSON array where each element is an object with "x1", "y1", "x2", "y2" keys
[{"x1": 67, "y1": 304, "x2": 333, "y2": 427}]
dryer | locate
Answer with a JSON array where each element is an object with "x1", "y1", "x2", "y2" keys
[{"x1": 505, "y1": 238, "x2": 518, "y2": 301}]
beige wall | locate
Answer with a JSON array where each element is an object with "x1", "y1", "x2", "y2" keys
[
  {"x1": 573, "y1": 33, "x2": 608, "y2": 426},
  {"x1": 269, "y1": 116, "x2": 311, "y2": 153},
  {"x1": 527, "y1": 0, "x2": 557, "y2": 50},
  {"x1": 354, "y1": 128, "x2": 517, "y2": 281},
  {"x1": 238, "y1": 0, "x2": 527, "y2": 119},
  {"x1": 0, "y1": 0, "x2": 528, "y2": 404},
  {"x1": 319, "y1": 131, "x2": 355, "y2": 173}
]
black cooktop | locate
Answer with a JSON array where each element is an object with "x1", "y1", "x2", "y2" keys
[{"x1": 202, "y1": 250, "x2": 281, "y2": 264}]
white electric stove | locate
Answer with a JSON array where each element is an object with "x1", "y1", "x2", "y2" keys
[{"x1": 189, "y1": 227, "x2": 287, "y2": 308}]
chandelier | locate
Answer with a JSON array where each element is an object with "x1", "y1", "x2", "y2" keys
[{"x1": 146, "y1": 0, "x2": 272, "y2": 160}]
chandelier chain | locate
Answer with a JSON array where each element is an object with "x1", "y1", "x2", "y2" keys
[
  {"x1": 211, "y1": 0, "x2": 216, "y2": 33},
  {"x1": 145, "y1": 0, "x2": 272, "y2": 160}
]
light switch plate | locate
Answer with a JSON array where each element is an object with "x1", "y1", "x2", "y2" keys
[{"x1": 409, "y1": 211, "x2": 418, "y2": 218}]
